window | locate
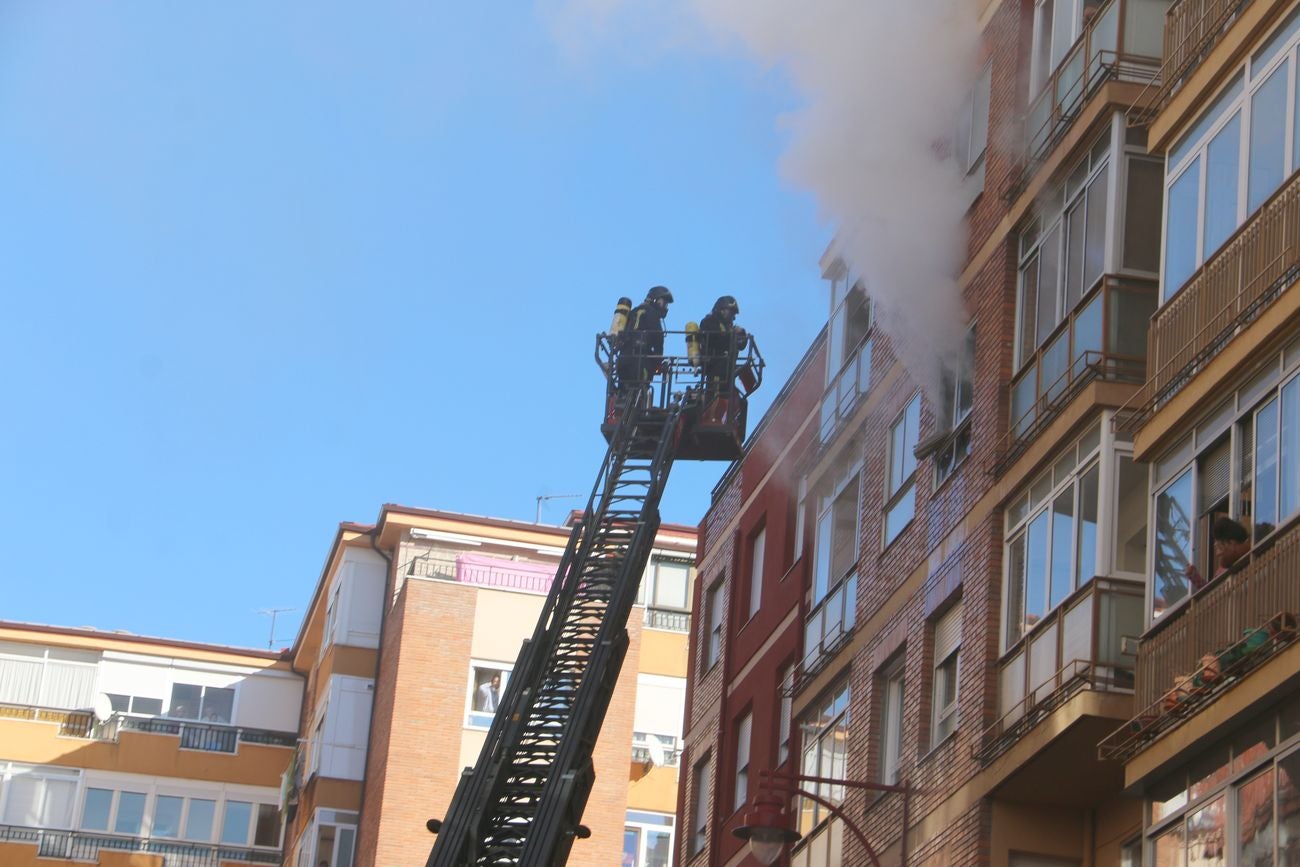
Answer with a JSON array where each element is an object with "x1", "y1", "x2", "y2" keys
[
  {"x1": 1004, "y1": 424, "x2": 1103, "y2": 647},
  {"x1": 221, "y1": 800, "x2": 253, "y2": 845},
  {"x1": 624, "y1": 810, "x2": 673, "y2": 867},
  {"x1": 886, "y1": 395, "x2": 921, "y2": 544},
  {"x1": 1, "y1": 766, "x2": 78, "y2": 829},
  {"x1": 1162, "y1": 7, "x2": 1300, "y2": 301},
  {"x1": 778, "y1": 664, "x2": 794, "y2": 765},
  {"x1": 638, "y1": 556, "x2": 693, "y2": 631},
  {"x1": 734, "y1": 712, "x2": 752, "y2": 813},
  {"x1": 186, "y1": 798, "x2": 216, "y2": 841},
  {"x1": 1029, "y1": 0, "x2": 1102, "y2": 95},
  {"x1": 805, "y1": 457, "x2": 860, "y2": 671},
  {"x1": 0, "y1": 643, "x2": 98, "y2": 710},
  {"x1": 930, "y1": 605, "x2": 962, "y2": 748},
  {"x1": 955, "y1": 62, "x2": 993, "y2": 208},
  {"x1": 167, "y1": 683, "x2": 235, "y2": 724},
  {"x1": 466, "y1": 662, "x2": 511, "y2": 728},
  {"x1": 747, "y1": 527, "x2": 766, "y2": 620},
  {"x1": 106, "y1": 694, "x2": 164, "y2": 716},
  {"x1": 153, "y1": 795, "x2": 183, "y2": 838},
  {"x1": 798, "y1": 681, "x2": 849, "y2": 834},
  {"x1": 879, "y1": 660, "x2": 906, "y2": 785},
  {"x1": 935, "y1": 324, "x2": 976, "y2": 485},
  {"x1": 821, "y1": 268, "x2": 874, "y2": 442},
  {"x1": 705, "y1": 579, "x2": 724, "y2": 668},
  {"x1": 691, "y1": 756, "x2": 711, "y2": 854},
  {"x1": 81, "y1": 788, "x2": 113, "y2": 831},
  {"x1": 254, "y1": 803, "x2": 281, "y2": 847}
]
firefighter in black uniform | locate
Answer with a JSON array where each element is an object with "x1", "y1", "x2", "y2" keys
[
  {"x1": 698, "y1": 295, "x2": 747, "y2": 398},
  {"x1": 616, "y1": 285, "x2": 674, "y2": 396}
]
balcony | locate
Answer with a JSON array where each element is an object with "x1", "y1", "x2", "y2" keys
[
  {"x1": 818, "y1": 337, "x2": 872, "y2": 445},
  {"x1": 975, "y1": 577, "x2": 1143, "y2": 764},
  {"x1": 998, "y1": 276, "x2": 1156, "y2": 472},
  {"x1": 1012, "y1": 0, "x2": 1164, "y2": 198},
  {"x1": 0, "y1": 703, "x2": 98, "y2": 737},
  {"x1": 1133, "y1": 517, "x2": 1300, "y2": 710},
  {"x1": 1162, "y1": 0, "x2": 1255, "y2": 104},
  {"x1": 800, "y1": 571, "x2": 857, "y2": 682},
  {"x1": 0, "y1": 823, "x2": 279, "y2": 865},
  {"x1": 454, "y1": 553, "x2": 555, "y2": 594},
  {"x1": 0, "y1": 703, "x2": 297, "y2": 754},
  {"x1": 644, "y1": 607, "x2": 689, "y2": 632},
  {"x1": 1127, "y1": 168, "x2": 1300, "y2": 426}
]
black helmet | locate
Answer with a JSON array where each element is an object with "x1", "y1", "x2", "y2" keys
[
  {"x1": 646, "y1": 285, "x2": 674, "y2": 304},
  {"x1": 713, "y1": 295, "x2": 739, "y2": 315}
]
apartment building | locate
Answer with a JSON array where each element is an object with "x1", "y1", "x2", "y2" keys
[
  {"x1": 1095, "y1": 0, "x2": 1300, "y2": 862},
  {"x1": 679, "y1": 0, "x2": 1191, "y2": 864},
  {"x1": 283, "y1": 504, "x2": 697, "y2": 867},
  {"x1": 0, "y1": 622, "x2": 302, "y2": 866}
]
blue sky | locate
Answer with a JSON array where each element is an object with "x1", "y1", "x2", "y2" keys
[{"x1": 0, "y1": 2, "x2": 826, "y2": 649}]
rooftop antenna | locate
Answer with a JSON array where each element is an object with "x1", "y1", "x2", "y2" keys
[
  {"x1": 535, "y1": 493, "x2": 582, "y2": 524},
  {"x1": 256, "y1": 607, "x2": 296, "y2": 650}
]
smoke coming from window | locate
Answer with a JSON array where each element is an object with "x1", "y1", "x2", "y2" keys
[{"x1": 549, "y1": 0, "x2": 981, "y2": 398}]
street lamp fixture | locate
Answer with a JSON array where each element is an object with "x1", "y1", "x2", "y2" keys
[{"x1": 732, "y1": 770, "x2": 913, "y2": 866}]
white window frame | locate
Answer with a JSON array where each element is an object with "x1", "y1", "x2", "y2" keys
[
  {"x1": 936, "y1": 323, "x2": 977, "y2": 486},
  {"x1": 705, "y1": 579, "x2": 724, "y2": 669},
  {"x1": 885, "y1": 395, "x2": 922, "y2": 546},
  {"x1": 691, "y1": 756, "x2": 711, "y2": 855},
  {"x1": 879, "y1": 661, "x2": 906, "y2": 786},
  {"x1": 1160, "y1": 5, "x2": 1300, "y2": 302},
  {"x1": 624, "y1": 810, "x2": 675, "y2": 867},
  {"x1": 930, "y1": 605, "x2": 962, "y2": 749},
  {"x1": 733, "y1": 711, "x2": 752, "y2": 813},
  {"x1": 747, "y1": 527, "x2": 766, "y2": 620},
  {"x1": 778, "y1": 664, "x2": 794, "y2": 766},
  {"x1": 465, "y1": 660, "x2": 513, "y2": 729}
]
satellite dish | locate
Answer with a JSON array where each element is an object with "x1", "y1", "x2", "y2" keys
[
  {"x1": 93, "y1": 694, "x2": 114, "y2": 722},
  {"x1": 647, "y1": 738, "x2": 666, "y2": 768}
]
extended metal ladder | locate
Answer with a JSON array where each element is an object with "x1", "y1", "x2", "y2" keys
[{"x1": 427, "y1": 390, "x2": 683, "y2": 866}]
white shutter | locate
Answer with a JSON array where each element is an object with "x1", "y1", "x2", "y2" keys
[{"x1": 934, "y1": 604, "x2": 963, "y2": 661}]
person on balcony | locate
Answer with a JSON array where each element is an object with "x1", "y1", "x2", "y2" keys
[{"x1": 1185, "y1": 515, "x2": 1251, "y2": 591}]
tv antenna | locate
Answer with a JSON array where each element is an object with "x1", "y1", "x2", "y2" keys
[
  {"x1": 535, "y1": 493, "x2": 582, "y2": 524},
  {"x1": 256, "y1": 607, "x2": 296, "y2": 650}
]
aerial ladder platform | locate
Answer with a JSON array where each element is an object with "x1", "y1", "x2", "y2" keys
[{"x1": 426, "y1": 326, "x2": 762, "y2": 866}]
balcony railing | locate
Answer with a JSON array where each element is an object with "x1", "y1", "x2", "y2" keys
[
  {"x1": 0, "y1": 703, "x2": 297, "y2": 754},
  {"x1": 0, "y1": 703, "x2": 98, "y2": 737},
  {"x1": 997, "y1": 276, "x2": 1156, "y2": 473},
  {"x1": 0, "y1": 824, "x2": 280, "y2": 864},
  {"x1": 644, "y1": 607, "x2": 690, "y2": 632},
  {"x1": 1133, "y1": 516, "x2": 1300, "y2": 709},
  {"x1": 1009, "y1": 0, "x2": 1164, "y2": 200},
  {"x1": 1162, "y1": 0, "x2": 1255, "y2": 104},
  {"x1": 818, "y1": 336, "x2": 873, "y2": 445},
  {"x1": 800, "y1": 571, "x2": 858, "y2": 682},
  {"x1": 631, "y1": 744, "x2": 682, "y2": 767},
  {"x1": 1125, "y1": 168, "x2": 1300, "y2": 427},
  {"x1": 975, "y1": 577, "x2": 1142, "y2": 765}
]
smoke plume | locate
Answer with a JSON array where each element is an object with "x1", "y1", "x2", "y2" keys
[{"x1": 549, "y1": 0, "x2": 981, "y2": 398}]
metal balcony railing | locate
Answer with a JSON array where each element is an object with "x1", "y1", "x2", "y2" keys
[
  {"x1": 644, "y1": 607, "x2": 690, "y2": 632},
  {"x1": 1133, "y1": 516, "x2": 1300, "y2": 709},
  {"x1": 1162, "y1": 0, "x2": 1255, "y2": 104},
  {"x1": 0, "y1": 703, "x2": 296, "y2": 753},
  {"x1": 1123, "y1": 168, "x2": 1300, "y2": 429},
  {"x1": 996, "y1": 276, "x2": 1155, "y2": 474},
  {"x1": 631, "y1": 744, "x2": 682, "y2": 767},
  {"x1": 0, "y1": 824, "x2": 280, "y2": 864},
  {"x1": 1007, "y1": 0, "x2": 1164, "y2": 200},
  {"x1": 0, "y1": 703, "x2": 98, "y2": 737},
  {"x1": 800, "y1": 570, "x2": 858, "y2": 683},
  {"x1": 975, "y1": 577, "x2": 1142, "y2": 765}
]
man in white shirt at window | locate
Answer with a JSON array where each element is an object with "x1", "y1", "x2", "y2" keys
[{"x1": 476, "y1": 674, "x2": 501, "y2": 712}]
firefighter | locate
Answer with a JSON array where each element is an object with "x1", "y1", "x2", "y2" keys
[
  {"x1": 616, "y1": 286, "x2": 673, "y2": 396},
  {"x1": 698, "y1": 295, "x2": 748, "y2": 398}
]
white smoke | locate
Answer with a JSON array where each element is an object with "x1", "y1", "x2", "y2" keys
[{"x1": 547, "y1": 0, "x2": 980, "y2": 399}]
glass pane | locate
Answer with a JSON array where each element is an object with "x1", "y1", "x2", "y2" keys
[
  {"x1": 1154, "y1": 469, "x2": 1195, "y2": 618},
  {"x1": 81, "y1": 788, "x2": 112, "y2": 831},
  {"x1": 1039, "y1": 223, "x2": 1062, "y2": 344},
  {"x1": 254, "y1": 803, "x2": 280, "y2": 847},
  {"x1": 1013, "y1": 366, "x2": 1038, "y2": 437},
  {"x1": 201, "y1": 687, "x2": 234, "y2": 724},
  {"x1": 1256, "y1": 398, "x2": 1280, "y2": 535},
  {"x1": 1077, "y1": 464, "x2": 1099, "y2": 586},
  {"x1": 655, "y1": 563, "x2": 689, "y2": 609},
  {"x1": 1204, "y1": 113, "x2": 1241, "y2": 257},
  {"x1": 1125, "y1": 157, "x2": 1164, "y2": 272},
  {"x1": 646, "y1": 829, "x2": 671, "y2": 867},
  {"x1": 1233, "y1": 716, "x2": 1276, "y2": 773},
  {"x1": 1062, "y1": 593, "x2": 1093, "y2": 666},
  {"x1": 1026, "y1": 512, "x2": 1050, "y2": 630},
  {"x1": 1020, "y1": 255, "x2": 1042, "y2": 366},
  {"x1": 114, "y1": 791, "x2": 146, "y2": 835},
  {"x1": 337, "y1": 827, "x2": 356, "y2": 867},
  {"x1": 1042, "y1": 329, "x2": 1070, "y2": 404},
  {"x1": 1154, "y1": 821, "x2": 1186, "y2": 866},
  {"x1": 814, "y1": 509, "x2": 832, "y2": 603},
  {"x1": 1115, "y1": 456, "x2": 1149, "y2": 573},
  {"x1": 1281, "y1": 377, "x2": 1300, "y2": 519},
  {"x1": 1165, "y1": 158, "x2": 1201, "y2": 299},
  {"x1": 1248, "y1": 60, "x2": 1289, "y2": 213},
  {"x1": 1052, "y1": 0, "x2": 1078, "y2": 75},
  {"x1": 1125, "y1": 0, "x2": 1165, "y2": 57},
  {"x1": 1050, "y1": 489, "x2": 1076, "y2": 609},
  {"x1": 221, "y1": 800, "x2": 253, "y2": 845},
  {"x1": 885, "y1": 484, "x2": 915, "y2": 545},
  {"x1": 154, "y1": 795, "x2": 183, "y2": 838},
  {"x1": 169, "y1": 684, "x2": 203, "y2": 719},
  {"x1": 186, "y1": 799, "x2": 216, "y2": 842},
  {"x1": 1074, "y1": 291, "x2": 1103, "y2": 379},
  {"x1": 1280, "y1": 749, "x2": 1300, "y2": 864},
  {"x1": 1007, "y1": 533, "x2": 1028, "y2": 647},
  {"x1": 1109, "y1": 286, "x2": 1157, "y2": 361},
  {"x1": 1186, "y1": 796, "x2": 1226, "y2": 867},
  {"x1": 1084, "y1": 162, "x2": 1109, "y2": 290},
  {"x1": 1066, "y1": 199, "x2": 1086, "y2": 310}
]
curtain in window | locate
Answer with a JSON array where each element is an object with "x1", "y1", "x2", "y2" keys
[
  {"x1": 40, "y1": 663, "x2": 96, "y2": 710},
  {"x1": 0, "y1": 658, "x2": 42, "y2": 705}
]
